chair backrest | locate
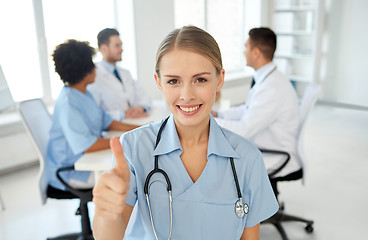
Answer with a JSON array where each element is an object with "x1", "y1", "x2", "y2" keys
[
  {"x1": 297, "y1": 83, "x2": 322, "y2": 178},
  {"x1": 0, "y1": 65, "x2": 15, "y2": 112},
  {"x1": 19, "y1": 99, "x2": 52, "y2": 205}
]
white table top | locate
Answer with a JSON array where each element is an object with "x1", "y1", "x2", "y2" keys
[
  {"x1": 74, "y1": 149, "x2": 113, "y2": 172},
  {"x1": 123, "y1": 100, "x2": 170, "y2": 125}
]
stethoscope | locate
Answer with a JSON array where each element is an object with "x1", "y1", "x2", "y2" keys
[
  {"x1": 254, "y1": 66, "x2": 277, "y2": 86},
  {"x1": 144, "y1": 117, "x2": 249, "y2": 240},
  {"x1": 247, "y1": 66, "x2": 277, "y2": 110}
]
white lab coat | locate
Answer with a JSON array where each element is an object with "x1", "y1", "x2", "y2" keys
[
  {"x1": 216, "y1": 63, "x2": 300, "y2": 177},
  {"x1": 87, "y1": 63, "x2": 152, "y2": 120}
]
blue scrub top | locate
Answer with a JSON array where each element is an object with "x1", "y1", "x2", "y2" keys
[
  {"x1": 121, "y1": 114, "x2": 278, "y2": 239},
  {"x1": 46, "y1": 86, "x2": 113, "y2": 190}
]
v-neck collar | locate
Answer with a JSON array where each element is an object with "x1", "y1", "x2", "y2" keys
[{"x1": 152, "y1": 114, "x2": 239, "y2": 160}]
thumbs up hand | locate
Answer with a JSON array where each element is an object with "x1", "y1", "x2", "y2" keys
[
  {"x1": 93, "y1": 137, "x2": 130, "y2": 220},
  {"x1": 110, "y1": 137, "x2": 130, "y2": 181}
]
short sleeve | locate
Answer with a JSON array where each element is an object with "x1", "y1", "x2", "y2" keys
[
  {"x1": 101, "y1": 108, "x2": 114, "y2": 129},
  {"x1": 120, "y1": 133, "x2": 138, "y2": 207},
  {"x1": 59, "y1": 103, "x2": 98, "y2": 155},
  {"x1": 245, "y1": 154, "x2": 279, "y2": 227}
]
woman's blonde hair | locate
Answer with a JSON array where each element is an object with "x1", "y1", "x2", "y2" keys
[{"x1": 155, "y1": 26, "x2": 223, "y2": 77}]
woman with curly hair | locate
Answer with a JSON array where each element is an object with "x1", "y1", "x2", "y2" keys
[{"x1": 47, "y1": 40, "x2": 139, "y2": 190}]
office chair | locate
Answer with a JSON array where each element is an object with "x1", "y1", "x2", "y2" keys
[
  {"x1": 19, "y1": 98, "x2": 94, "y2": 240},
  {"x1": 261, "y1": 83, "x2": 322, "y2": 240}
]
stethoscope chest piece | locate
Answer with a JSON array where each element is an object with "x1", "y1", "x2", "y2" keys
[
  {"x1": 235, "y1": 198, "x2": 249, "y2": 218},
  {"x1": 243, "y1": 202, "x2": 249, "y2": 214}
]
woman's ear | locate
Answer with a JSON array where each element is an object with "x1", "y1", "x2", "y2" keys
[
  {"x1": 216, "y1": 69, "x2": 225, "y2": 91},
  {"x1": 154, "y1": 73, "x2": 162, "y2": 91}
]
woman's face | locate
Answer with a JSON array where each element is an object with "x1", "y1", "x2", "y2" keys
[{"x1": 155, "y1": 49, "x2": 224, "y2": 128}]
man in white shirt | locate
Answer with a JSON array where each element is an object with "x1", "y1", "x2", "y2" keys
[
  {"x1": 213, "y1": 27, "x2": 300, "y2": 178},
  {"x1": 87, "y1": 28, "x2": 152, "y2": 120}
]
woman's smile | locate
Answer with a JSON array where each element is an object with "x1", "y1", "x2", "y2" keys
[{"x1": 177, "y1": 104, "x2": 202, "y2": 115}]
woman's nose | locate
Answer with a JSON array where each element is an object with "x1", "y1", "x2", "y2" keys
[{"x1": 180, "y1": 83, "x2": 195, "y2": 101}]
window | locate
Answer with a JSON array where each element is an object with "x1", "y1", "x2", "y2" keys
[
  {"x1": 0, "y1": 0, "x2": 122, "y2": 103},
  {"x1": 174, "y1": 0, "x2": 203, "y2": 28},
  {"x1": 42, "y1": 0, "x2": 116, "y2": 99},
  {"x1": 174, "y1": 0, "x2": 261, "y2": 75},
  {"x1": 0, "y1": 0, "x2": 42, "y2": 102}
]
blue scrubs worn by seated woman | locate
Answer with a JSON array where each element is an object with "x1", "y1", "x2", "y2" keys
[
  {"x1": 120, "y1": 114, "x2": 278, "y2": 239},
  {"x1": 46, "y1": 86, "x2": 113, "y2": 190}
]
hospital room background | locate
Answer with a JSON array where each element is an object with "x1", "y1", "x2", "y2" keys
[{"x1": 0, "y1": 0, "x2": 367, "y2": 239}]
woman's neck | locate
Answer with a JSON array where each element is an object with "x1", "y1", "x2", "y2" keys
[
  {"x1": 175, "y1": 118, "x2": 210, "y2": 147},
  {"x1": 69, "y1": 81, "x2": 88, "y2": 94}
]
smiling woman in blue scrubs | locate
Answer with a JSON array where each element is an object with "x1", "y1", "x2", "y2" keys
[
  {"x1": 47, "y1": 40, "x2": 140, "y2": 190},
  {"x1": 92, "y1": 26, "x2": 278, "y2": 240}
]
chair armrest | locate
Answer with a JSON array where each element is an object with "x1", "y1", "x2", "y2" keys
[
  {"x1": 56, "y1": 166, "x2": 92, "y2": 202},
  {"x1": 258, "y1": 149, "x2": 290, "y2": 178}
]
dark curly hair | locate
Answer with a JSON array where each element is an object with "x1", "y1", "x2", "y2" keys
[{"x1": 52, "y1": 39, "x2": 96, "y2": 85}]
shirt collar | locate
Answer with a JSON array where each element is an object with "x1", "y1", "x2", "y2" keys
[
  {"x1": 100, "y1": 60, "x2": 116, "y2": 74},
  {"x1": 152, "y1": 114, "x2": 239, "y2": 160},
  {"x1": 207, "y1": 114, "x2": 239, "y2": 159},
  {"x1": 152, "y1": 114, "x2": 182, "y2": 156},
  {"x1": 254, "y1": 61, "x2": 275, "y2": 84}
]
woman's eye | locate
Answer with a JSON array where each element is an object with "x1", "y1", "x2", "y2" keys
[
  {"x1": 167, "y1": 79, "x2": 178, "y2": 85},
  {"x1": 196, "y1": 78, "x2": 207, "y2": 83}
]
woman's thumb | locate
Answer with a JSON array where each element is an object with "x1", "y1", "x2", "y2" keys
[{"x1": 110, "y1": 137, "x2": 129, "y2": 179}]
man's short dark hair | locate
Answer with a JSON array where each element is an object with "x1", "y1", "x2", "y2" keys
[
  {"x1": 52, "y1": 39, "x2": 95, "y2": 85},
  {"x1": 248, "y1": 27, "x2": 277, "y2": 60},
  {"x1": 97, "y1": 28, "x2": 120, "y2": 48}
]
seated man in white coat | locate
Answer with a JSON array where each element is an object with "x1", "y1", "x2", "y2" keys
[
  {"x1": 213, "y1": 27, "x2": 300, "y2": 178},
  {"x1": 88, "y1": 28, "x2": 152, "y2": 121}
]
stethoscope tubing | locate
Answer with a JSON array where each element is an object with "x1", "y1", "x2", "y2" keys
[
  {"x1": 144, "y1": 117, "x2": 172, "y2": 240},
  {"x1": 144, "y1": 117, "x2": 171, "y2": 195},
  {"x1": 144, "y1": 165, "x2": 172, "y2": 193},
  {"x1": 257, "y1": 66, "x2": 277, "y2": 85},
  {"x1": 230, "y1": 157, "x2": 242, "y2": 199}
]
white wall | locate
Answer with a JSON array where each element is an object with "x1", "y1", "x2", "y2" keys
[
  {"x1": 323, "y1": 0, "x2": 368, "y2": 106},
  {"x1": 132, "y1": 0, "x2": 175, "y2": 100}
]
